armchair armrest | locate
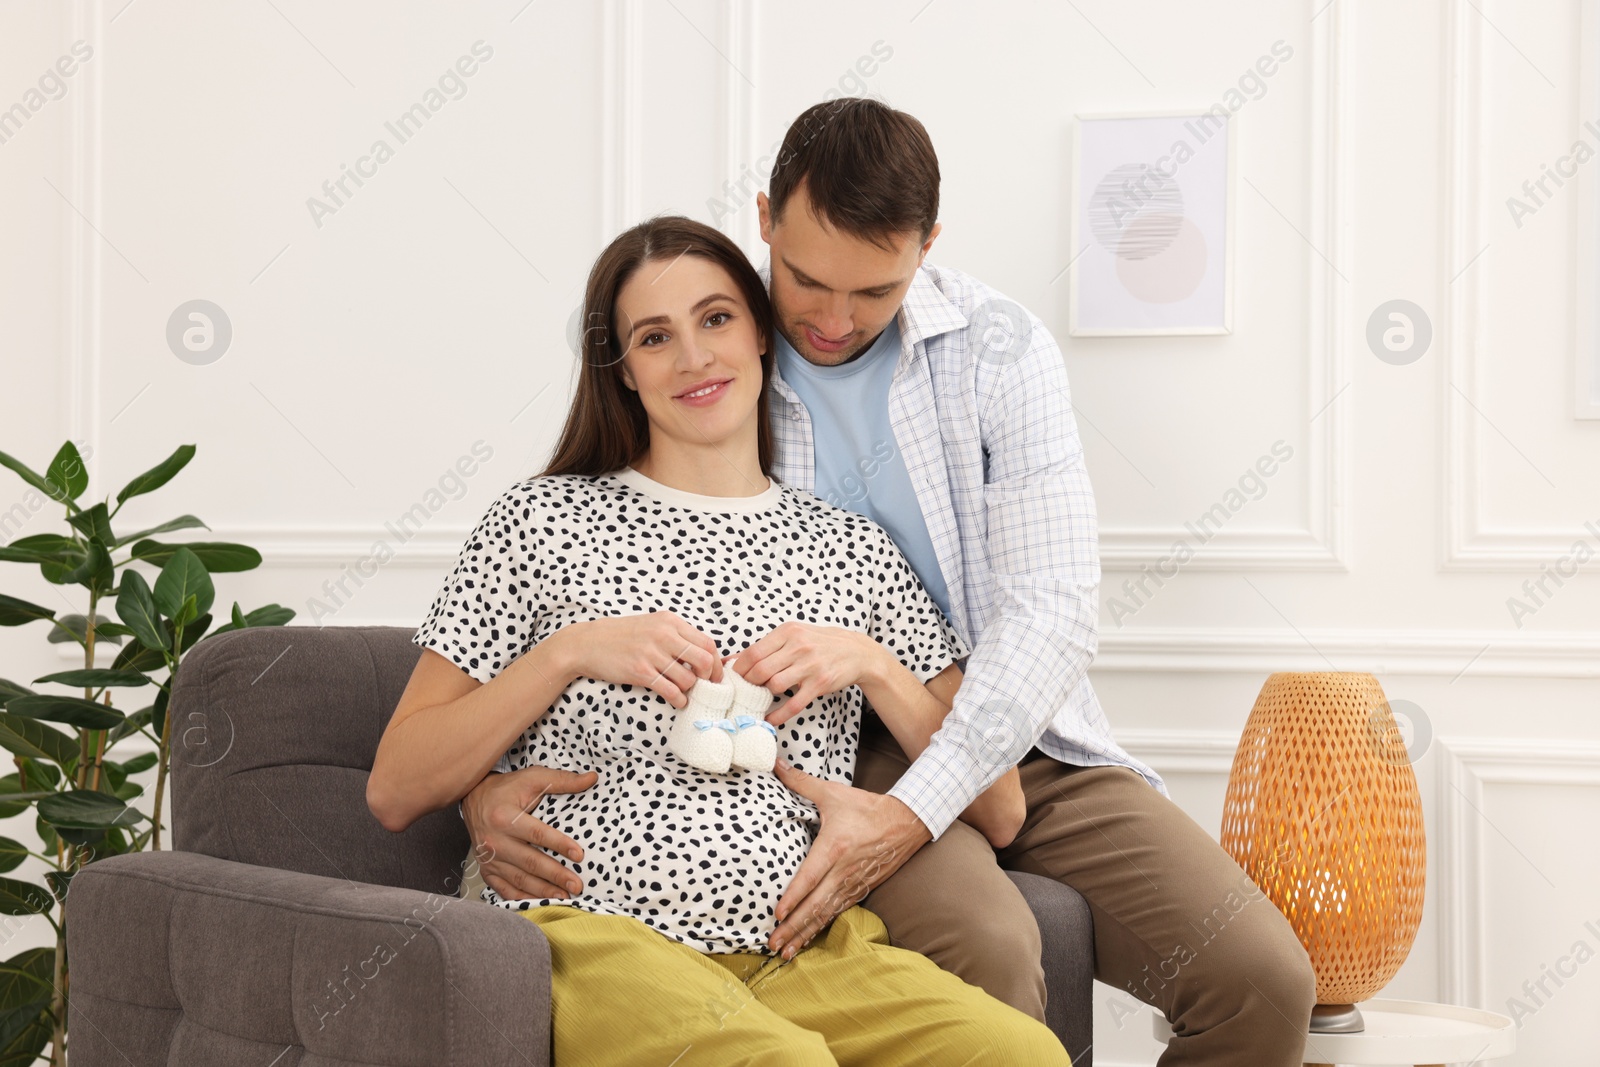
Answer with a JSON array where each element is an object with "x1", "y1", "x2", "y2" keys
[{"x1": 67, "y1": 850, "x2": 551, "y2": 1067}]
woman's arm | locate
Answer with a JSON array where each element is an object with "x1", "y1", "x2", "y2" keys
[
  {"x1": 367, "y1": 629, "x2": 581, "y2": 832},
  {"x1": 369, "y1": 611, "x2": 725, "y2": 832},
  {"x1": 852, "y1": 638, "x2": 1027, "y2": 848}
]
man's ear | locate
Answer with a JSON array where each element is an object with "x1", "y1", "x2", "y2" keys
[
  {"x1": 917, "y1": 221, "x2": 943, "y2": 266},
  {"x1": 757, "y1": 192, "x2": 772, "y2": 244}
]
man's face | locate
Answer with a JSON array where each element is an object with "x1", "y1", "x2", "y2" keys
[{"x1": 757, "y1": 180, "x2": 940, "y2": 367}]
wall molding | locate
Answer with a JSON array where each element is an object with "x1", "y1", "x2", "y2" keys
[
  {"x1": 600, "y1": 0, "x2": 643, "y2": 243},
  {"x1": 1115, "y1": 728, "x2": 1240, "y2": 776},
  {"x1": 1441, "y1": 0, "x2": 1599, "y2": 569},
  {"x1": 1101, "y1": 0, "x2": 1350, "y2": 573},
  {"x1": 67, "y1": 0, "x2": 101, "y2": 479},
  {"x1": 719, "y1": 0, "x2": 760, "y2": 256},
  {"x1": 1093, "y1": 625, "x2": 1600, "y2": 678},
  {"x1": 1437, "y1": 737, "x2": 1600, "y2": 1009}
]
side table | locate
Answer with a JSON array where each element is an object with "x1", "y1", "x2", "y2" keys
[{"x1": 1151, "y1": 998, "x2": 1515, "y2": 1066}]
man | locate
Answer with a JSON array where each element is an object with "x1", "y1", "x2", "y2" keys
[{"x1": 460, "y1": 98, "x2": 1315, "y2": 1064}]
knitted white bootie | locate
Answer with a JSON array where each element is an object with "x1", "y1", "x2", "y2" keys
[
  {"x1": 667, "y1": 676, "x2": 736, "y2": 773},
  {"x1": 667, "y1": 667, "x2": 779, "y2": 774},
  {"x1": 726, "y1": 670, "x2": 778, "y2": 772}
]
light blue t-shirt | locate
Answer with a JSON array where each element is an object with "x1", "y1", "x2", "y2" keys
[{"x1": 774, "y1": 318, "x2": 955, "y2": 622}]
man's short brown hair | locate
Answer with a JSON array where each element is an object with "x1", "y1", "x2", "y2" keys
[{"x1": 767, "y1": 97, "x2": 940, "y2": 253}]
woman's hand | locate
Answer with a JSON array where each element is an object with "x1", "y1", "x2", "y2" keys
[
  {"x1": 556, "y1": 612, "x2": 723, "y2": 709},
  {"x1": 729, "y1": 623, "x2": 890, "y2": 727}
]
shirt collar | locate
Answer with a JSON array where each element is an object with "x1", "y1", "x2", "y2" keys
[{"x1": 758, "y1": 258, "x2": 968, "y2": 401}]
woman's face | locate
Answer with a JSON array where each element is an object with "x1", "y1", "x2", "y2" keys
[{"x1": 614, "y1": 254, "x2": 767, "y2": 459}]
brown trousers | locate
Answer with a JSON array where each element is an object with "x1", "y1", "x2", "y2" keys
[{"x1": 853, "y1": 713, "x2": 1317, "y2": 1067}]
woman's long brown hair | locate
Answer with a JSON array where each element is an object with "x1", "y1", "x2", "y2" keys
[{"x1": 539, "y1": 215, "x2": 777, "y2": 479}]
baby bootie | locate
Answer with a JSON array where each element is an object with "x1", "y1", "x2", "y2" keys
[
  {"x1": 725, "y1": 669, "x2": 779, "y2": 772},
  {"x1": 728, "y1": 714, "x2": 778, "y2": 772},
  {"x1": 667, "y1": 676, "x2": 737, "y2": 773}
]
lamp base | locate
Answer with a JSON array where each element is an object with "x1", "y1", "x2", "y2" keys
[{"x1": 1309, "y1": 1003, "x2": 1365, "y2": 1033}]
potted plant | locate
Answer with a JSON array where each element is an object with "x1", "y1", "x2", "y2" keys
[{"x1": 0, "y1": 440, "x2": 292, "y2": 1066}]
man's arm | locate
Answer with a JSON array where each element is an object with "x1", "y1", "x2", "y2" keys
[
  {"x1": 886, "y1": 311, "x2": 1100, "y2": 841},
  {"x1": 855, "y1": 653, "x2": 1025, "y2": 848}
]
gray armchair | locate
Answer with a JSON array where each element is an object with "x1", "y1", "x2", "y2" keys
[{"x1": 66, "y1": 625, "x2": 1094, "y2": 1065}]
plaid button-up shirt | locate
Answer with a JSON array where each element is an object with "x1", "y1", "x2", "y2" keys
[{"x1": 761, "y1": 258, "x2": 1169, "y2": 841}]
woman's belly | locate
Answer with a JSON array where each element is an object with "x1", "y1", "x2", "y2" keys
[{"x1": 487, "y1": 751, "x2": 818, "y2": 954}]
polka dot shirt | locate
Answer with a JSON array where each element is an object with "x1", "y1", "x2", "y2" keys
[{"x1": 412, "y1": 466, "x2": 969, "y2": 954}]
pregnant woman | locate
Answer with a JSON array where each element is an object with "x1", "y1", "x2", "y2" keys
[{"x1": 367, "y1": 215, "x2": 1069, "y2": 1066}]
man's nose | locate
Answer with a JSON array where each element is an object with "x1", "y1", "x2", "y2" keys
[{"x1": 814, "y1": 293, "x2": 854, "y2": 339}]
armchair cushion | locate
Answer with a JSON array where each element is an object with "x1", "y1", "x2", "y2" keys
[{"x1": 67, "y1": 849, "x2": 551, "y2": 1067}]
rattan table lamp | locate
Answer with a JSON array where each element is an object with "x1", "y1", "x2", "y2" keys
[{"x1": 1220, "y1": 672, "x2": 1426, "y2": 1033}]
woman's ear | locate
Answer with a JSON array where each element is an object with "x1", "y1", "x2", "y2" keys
[{"x1": 618, "y1": 361, "x2": 637, "y2": 392}]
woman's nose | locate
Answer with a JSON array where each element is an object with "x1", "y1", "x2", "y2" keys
[{"x1": 676, "y1": 333, "x2": 715, "y2": 370}]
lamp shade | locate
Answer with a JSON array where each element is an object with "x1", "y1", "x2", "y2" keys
[{"x1": 1220, "y1": 672, "x2": 1426, "y2": 1012}]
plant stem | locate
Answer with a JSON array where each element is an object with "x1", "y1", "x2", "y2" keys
[
  {"x1": 48, "y1": 861, "x2": 67, "y2": 1067},
  {"x1": 151, "y1": 684, "x2": 172, "y2": 853}
]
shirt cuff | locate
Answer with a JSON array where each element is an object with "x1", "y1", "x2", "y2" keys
[{"x1": 884, "y1": 739, "x2": 994, "y2": 843}]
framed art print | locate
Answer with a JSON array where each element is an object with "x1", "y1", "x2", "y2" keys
[{"x1": 1069, "y1": 110, "x2": 1235, "y2": 336}]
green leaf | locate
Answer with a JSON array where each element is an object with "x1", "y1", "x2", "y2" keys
[
  {"x1": 0, "y1": 596, "x2": 51, "y2": 629},
  {"x1": 129, "y1": 538, "x2": 262, "y2": 573},
  {"x1": 151, "y1": 684, "x2": 171, "y2": 741},
  {"x1": 179, "y1": 614, "x2": 211, "y2": 653},
  {"x1": 110, "y1": 640, "x2": 164, "y2": 674},
  {"x1": 173, "y1": 592, "x2": 199, "y2": 630},
  {"x1": 0, "y1": 947, "x2": 54, "y2": 1006},
  {"x1": 117, "y1": 751, "x2": 158, "y2": 774},
  {"x1": 65, "y1": 502, "x2": 112, "y2": 546},
  {"x1": 43, "y1": 870, "x2": 72, "y2": 905},
  {"x1": 115, "y1": 569, "x2": 165, "y2": 650},
  {"x1": 0, "y1": 682, "x2": 32, "y2": 705},
  {"x1": 4, "y1": 695, "x2": 123, "y2": 731},
  {"x1": 115, "y1": 444, "x2": 195, "y2": 506},
  {"x1": 0, "y1": 449, "x2": 68, "y2": 502},
  {"x1": 62, "y1": 538, "x2": 113, "y2": 594},
  {"x1": 31, "y1": 816, "x2": 55, "y2": 857},
  {"x1": 95, "y1": 760, "x2": 125, "y2": 796},
  {"x1": 44, "y1": 442, "x2": 88, "y2": 502},
  {"x1": 211, "y1": 602, "x2": 296, "y2": 635},
  {"x1": 0, "y1": 1004, "x2": 53, "y2": 1062},
  {"x1": 110, "y1": 514, "x2": 208, "y2": 550},
  {"x1": 0, "y1": 841, "x2": 26, "y2": 876},
  {"x1": 0, "y1": 717, "x2": 78, "y2": 767},
  {"x1": 0, "y1": 948, "x2": 57, "y2": 1062},
  {"x1": 0, "y1": 777, "x2": 56, "y2": 821},
  {"x1": 0, "y1": 879, "x2": 52, "y2": 916},
  {"x1": 0, "y1": 534, "x2": 80, "y2": 567},
  {"x1": 153, "y1": 547, "x2": 214, "y2": 620},
  {"x1": 16, "y1": 762, "x2": 58, "y2": 790},
  {"x1": 36, "y1": 544, "x2": 87, "y2": 585},
  {"x1": 30, "y1": 669, "x2": 149, "y2": 689},
  {"x1": 106, "y1": 703, "x2": 152, "y2": 746},
  {"x1": 37, "y1": 790, "x2": 142, "y2": 830},
  {"x1": 45, "y1": 613, "x2": 123, "y2": 645}
]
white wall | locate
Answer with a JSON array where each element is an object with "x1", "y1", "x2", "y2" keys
[{"x1": 2, "y1": 2, "x2": 1598, "y2": 1064}]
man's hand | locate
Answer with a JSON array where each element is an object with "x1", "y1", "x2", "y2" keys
[
  {"x1": 461, "y1": 766, "x2": 599, "y2": 900},
  {"x1": 730, "y1": 623, "x2": 888, "y2": 726},
  {"x1": 767, "y1": 757, "x2": 932, "y2": 958}
]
